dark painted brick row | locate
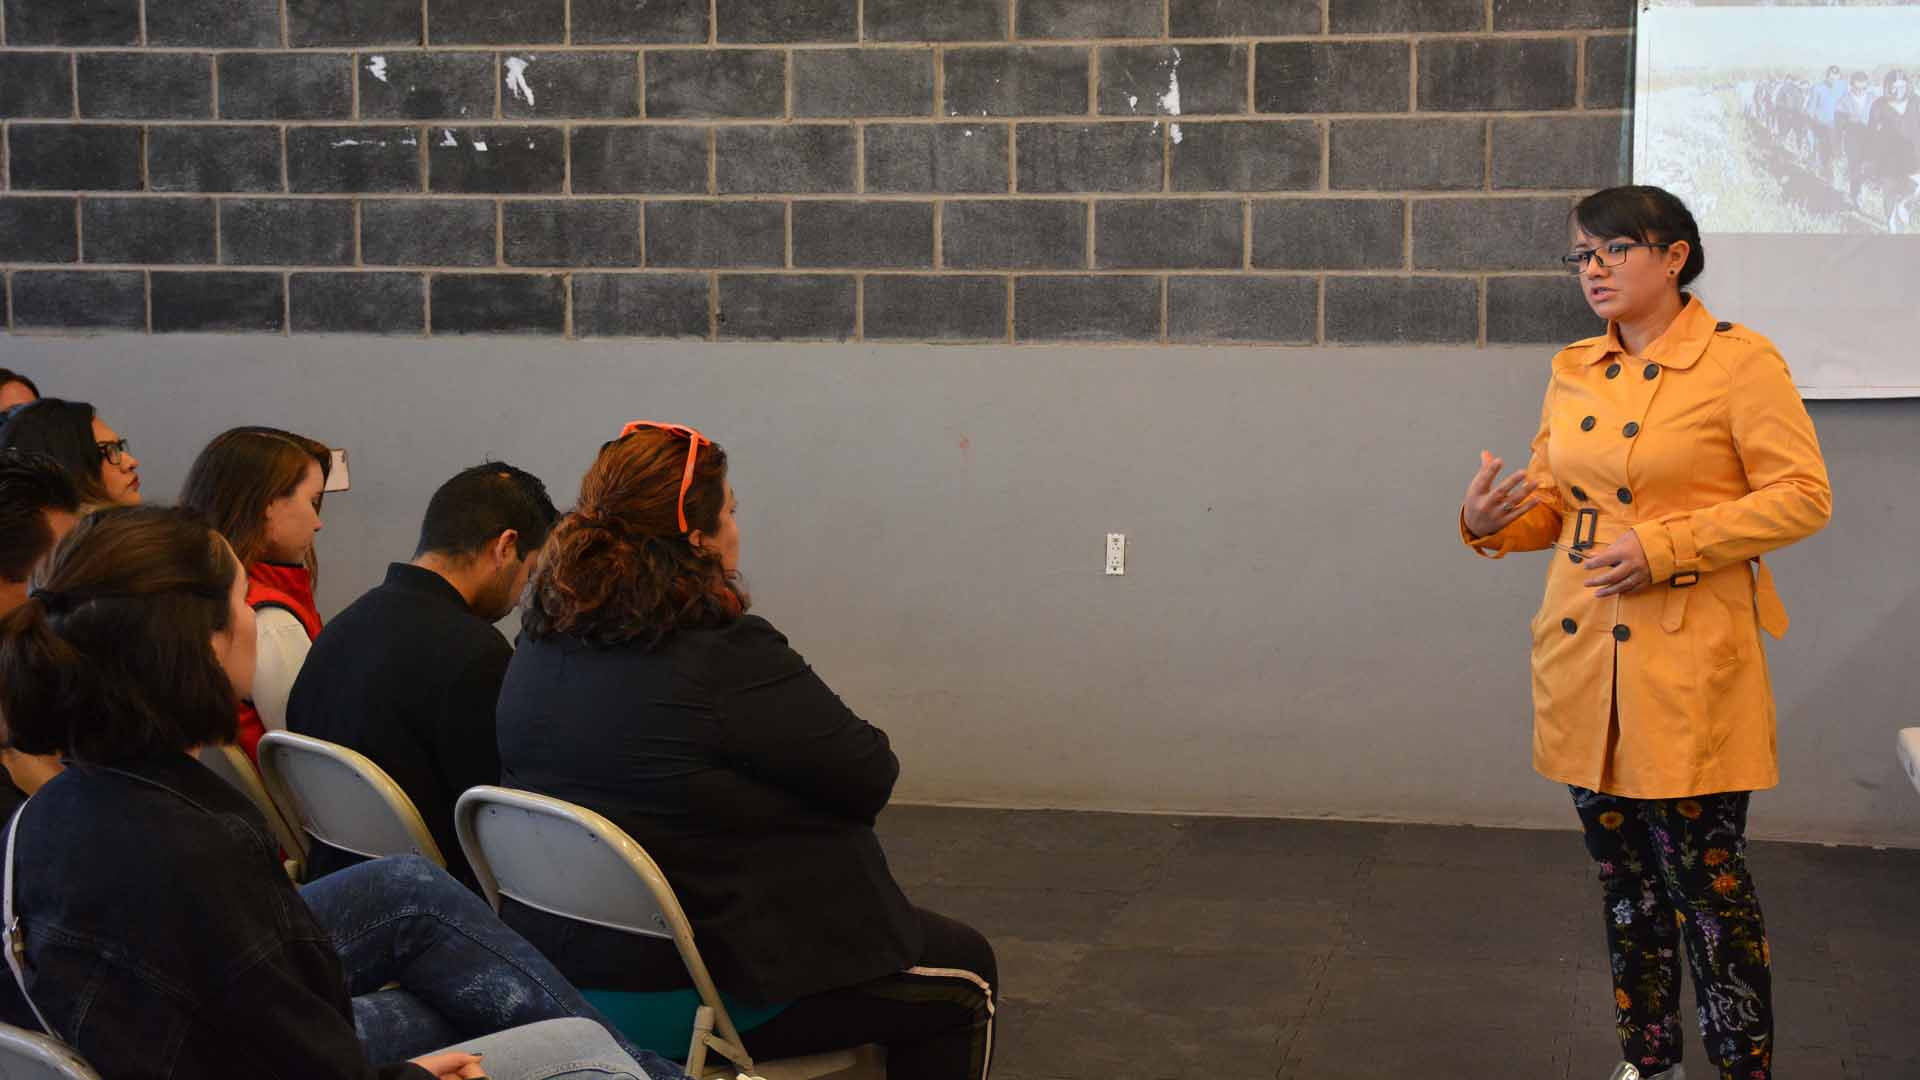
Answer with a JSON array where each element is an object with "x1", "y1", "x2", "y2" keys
[
  {"x1": 1, "y1": 196, "x2": 1598, "y2": 273},
  {"x1": 0, "y1": 120, "x2": 1625, "y2": 198},
  {"x1": 3, "y1": 44, "x2": 1614, "y2": 126},
  {"x1": 1, "y1": 0, "x2": 1629, "y2": 46},
  {"x1": 4, "y1": 268, "x2": 1601, "y2": 343}
]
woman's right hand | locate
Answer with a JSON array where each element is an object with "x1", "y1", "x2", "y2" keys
[
  {"x1": 1462, "y1": 451, "x2": 1540, "y2": 539},
  {"x1": 409, "y1": 1052, "x2": 487, "y2": 1079}
]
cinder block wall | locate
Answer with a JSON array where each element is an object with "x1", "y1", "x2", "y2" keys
[{"x1": 0, "y1": 0, "x2": 1632, "y2": 343}]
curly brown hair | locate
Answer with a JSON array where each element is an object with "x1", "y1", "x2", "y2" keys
[{"x1": 522, "y1": 427, "x2": 745, "y2": 648}]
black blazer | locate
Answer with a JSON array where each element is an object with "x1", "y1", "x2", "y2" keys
[
  {"x1": 288, "y1": 563, "x2": 511, "y2": 888},
  {"x1": 495, "y1": 615, "x2": 923, "y2": 1006},
  {"x1": 0, "y1": 754, "x2": 428, "y2": 1079}
]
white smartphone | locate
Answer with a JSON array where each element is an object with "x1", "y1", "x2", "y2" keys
[{"x1": 324, "y1": 448, "x2": 352, "y2": 492}]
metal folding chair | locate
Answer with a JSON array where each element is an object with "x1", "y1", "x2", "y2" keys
[
  {"x1": 0, "y1": 1022, "x2": 100, "y2": 1079},
  {"x1": 196, "y1": 743, "x2": 307, "y2": 881},
  {"x1": 256, "y1": 731, "x2": 444, "y2": 867},
  {"x1": 454, "y1": 786, "x2": 881, "y2": 1080}
]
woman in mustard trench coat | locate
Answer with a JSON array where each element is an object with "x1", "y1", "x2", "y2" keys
[{"x1": 1461, "y1": 186, "x2": 1830, "y2": 1080}]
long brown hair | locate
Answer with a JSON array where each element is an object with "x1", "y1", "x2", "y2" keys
[
  {"x1": 0, "y1": 506, "x2": 242, "y2": 763},
  {"x1": 177, "y1": 427, "x2": 331, "y2": 567},
  {"x1": 522, "y1": 428, "x2": 744, "y2": 648}
]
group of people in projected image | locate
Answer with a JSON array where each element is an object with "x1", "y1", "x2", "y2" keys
[{"x1": 1740, "y1": 64, "x2": 1920, "y2": 231}]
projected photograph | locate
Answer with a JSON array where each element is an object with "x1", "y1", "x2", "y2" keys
[{"x1": 1635, "y1": 2, "x2": 1920, "y2": 234}]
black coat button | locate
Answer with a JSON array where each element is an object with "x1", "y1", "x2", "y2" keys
[
  {"x1": 1613, "y1": 624, "x2": 1631, "y2": 642},
  {"x1": 1570, "y1": 485, "x2": 1588, "y2": 502},
  {"x1": 1617, "y1": 487, "x2": 1633, "y2": 503},
  {"x1": 1644, "y1": 363, "x2": 1660, "y2": 380},
  {"x1": 1715, "y1": 321, "x2": 1732, "y2": 332},
  {"x1": 1623, "y1": 421, "x2": 1640, "y2": 437},
  {"x1": 1606, "y1": 363, "x2": 1622, "y2": 379},
  {"x1": 1581, "y1": 415, "x2": 1596, "y2": 431},
  {"x1": 1562, "y1": 618, "x2": 1578, "y2": 635}
]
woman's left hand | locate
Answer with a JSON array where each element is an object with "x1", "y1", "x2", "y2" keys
[{"x1": 1582, "y1": 530, "x2": 1653, "y2": 598}]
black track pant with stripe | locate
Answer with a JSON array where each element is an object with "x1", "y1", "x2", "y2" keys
[{"x1": 743, "y1": 907, "x2": 996, "y2": 1080}]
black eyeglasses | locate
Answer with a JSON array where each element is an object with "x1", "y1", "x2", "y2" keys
[
  {"x1": 96, "y1": 438, "x2": 131, "y2": 466},
  {"x1": 1560, "y1": 242, "x2": 1671, "y2": 274}
]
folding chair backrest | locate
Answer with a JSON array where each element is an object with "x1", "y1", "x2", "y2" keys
[
  {"x1": 453, "y1": 787, "x2": 740, "y2": 1043},
  {"x1": 0, "y1": 1023, "x2": 101, "y2": 1079},
  {"x1": 196, "y1": 744, "x2": 308, "y2": 875},
  {"x1": 257, "y1": 731, "x2": 444, "y2": 866}
]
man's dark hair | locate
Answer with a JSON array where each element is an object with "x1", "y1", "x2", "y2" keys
[
  {"x1": 0, "y1": 451, "x2": 83, "y2": 583},
  {"x1": 0, "y1": 370, "x2": 40, "y2": 399},
  {"x1": 415, "y1": 462, "x2": 560, "y2": 561}
]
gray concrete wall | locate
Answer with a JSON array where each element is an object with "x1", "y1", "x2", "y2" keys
[{"x1": 7, "y1": 333, "x2": 1915, "y2": 846}]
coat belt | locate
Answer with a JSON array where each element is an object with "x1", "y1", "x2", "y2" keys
[{"x1": 1561, "y1": 515, "x2": 1789, "y2": 639}]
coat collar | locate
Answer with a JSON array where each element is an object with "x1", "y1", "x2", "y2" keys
[{"x1": 1570, "y1": 294, "x2": 1717, "y2": 372}]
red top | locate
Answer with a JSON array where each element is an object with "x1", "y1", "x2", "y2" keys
[{"x1": 236, "y1": 562, "x2": 322, "y2": 762}]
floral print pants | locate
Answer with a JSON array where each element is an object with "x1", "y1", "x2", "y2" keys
[{"x1": 1570, "y1": 787, "x2": 1773, "y2": 1080}]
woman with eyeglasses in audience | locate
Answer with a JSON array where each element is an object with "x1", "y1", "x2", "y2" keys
[
  {"x1": 179, "y1": 427, "x2": 332, "y2": 761},
  {"x1": 0, "y1": 505, "x2": 681, "y2": 1080},
  {"x1": 1460, "y1": 185, "x2": 1830, "y2": 1080},
  {"x1": 496, "y1": 423, "x2": 997, "y2": 1080},
  {"x1": 0, "y1": 398, "x2": 141, "y2": 508}
]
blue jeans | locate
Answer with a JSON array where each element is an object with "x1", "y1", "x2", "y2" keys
[
  {"x1": 299, "y1": 855, "x2": 687, "y2": 1079},
  {"x1": 427, "y1": 1018, "x2": 661, "y2": 1080}
]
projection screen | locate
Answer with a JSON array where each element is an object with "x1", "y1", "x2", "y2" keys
[{"x1": 1633, "y1": 0, "x2": 1920, "y2": 399}]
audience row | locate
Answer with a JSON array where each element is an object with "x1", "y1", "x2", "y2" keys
[{"x1": 0, "y1": 366, "x2": 994, "y2": 1080}]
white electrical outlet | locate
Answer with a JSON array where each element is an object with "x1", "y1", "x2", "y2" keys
[{"x1": 1105, "y1": 533, "x2": 1126, "y2": 575}]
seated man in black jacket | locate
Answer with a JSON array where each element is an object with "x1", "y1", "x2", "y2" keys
[
  {"x1": 288, "y1": 462, "x2": 558, "y2": 888},
  {"x1": 0, "y1": 449, "x2": 82, "y2": 818}
]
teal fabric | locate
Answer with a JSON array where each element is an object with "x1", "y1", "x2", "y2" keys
[{"x1": 581, "y1": 988, "x2": 790, "y2": 1060}]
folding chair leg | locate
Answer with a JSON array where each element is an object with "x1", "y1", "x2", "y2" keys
[{"x1": 688, "y1": 1005, "x2": 714, "y2": 1079}]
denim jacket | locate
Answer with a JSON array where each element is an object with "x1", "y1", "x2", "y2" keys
[{"x1": 0, "y1": 752, "x2": 427, "y2": 1080}]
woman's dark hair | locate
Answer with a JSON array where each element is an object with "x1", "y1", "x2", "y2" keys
[
  {"x1": 0, "y1": 506, "x2": 241, "y2": 763},
  {"x1": 0, "y1": 369, "x2": 40, "y2": 400},
  {"x1": 0, "y1": 451, "x2": 82, "y2": 585},
  {"x1": 178, "y1": 427, "x2": 331, "y2": 567},
  {"x1": 0, "y1": 399, "x2": 113, "y2": 506},
  {"x1": 1886, "y1": 69, "x2": 1908, "y2": 96},
  {"x1": 1572, "y1": 185, "x2": 1707, "y2": 290},
  {"x1": 522, "y1": 428, "x2": 743, "y2": 648}
]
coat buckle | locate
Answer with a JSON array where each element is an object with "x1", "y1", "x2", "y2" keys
[
  {"x1": 1573, "y1": 507, "x2": 1600, "y2": 550},
  {"x1": 1671, "y1": 571, "x2": 1699, "y2": 588}
]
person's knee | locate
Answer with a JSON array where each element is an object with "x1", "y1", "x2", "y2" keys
[
  {"x1": 951, "y1": 921, "x2": 998, "y2": 995},
  {"x1": 359, "y1": 854, "x2": 476, "y2": 909}
]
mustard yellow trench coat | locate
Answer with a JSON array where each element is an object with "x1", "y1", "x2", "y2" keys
[{"x1": 1463, "y1": 297, "x2": 1832, "y2": 799}]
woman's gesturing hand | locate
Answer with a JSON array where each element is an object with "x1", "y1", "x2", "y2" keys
[
  {"x1": 1582, "y1": 530, "x2": 1652, "y2": 598},
  {"x1": 1462, "y1": 451, "x2": 1539, "y2": 539}
]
